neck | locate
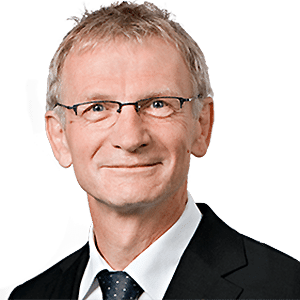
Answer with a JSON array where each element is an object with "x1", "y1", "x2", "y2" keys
[{"x1": 88, "y1": 183, "x2": 188, "y2": 270}]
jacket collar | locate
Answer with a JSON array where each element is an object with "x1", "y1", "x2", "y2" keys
[{"x1": 163, "y1": 203, "x2": 247, "y2": 299}]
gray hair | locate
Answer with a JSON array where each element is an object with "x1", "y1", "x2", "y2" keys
[{"x1": 46, "y1": 1, "x2": 213, "y2": 120}]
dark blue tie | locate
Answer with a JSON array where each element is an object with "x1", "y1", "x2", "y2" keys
[{"x1": 97, "y1": 269, "x2": 144, "y2": 300}]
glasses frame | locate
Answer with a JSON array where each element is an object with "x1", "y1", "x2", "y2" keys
[{"x1": 54, "y1": 94, "x2": 202, "y2": 116}]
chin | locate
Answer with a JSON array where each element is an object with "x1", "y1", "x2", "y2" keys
[
  {"x1": 93, "y1": 186, "x2": 166, "y2": 214},
  {"x1": 96, "y1": 195, "x2": 157, "y2": 215}
]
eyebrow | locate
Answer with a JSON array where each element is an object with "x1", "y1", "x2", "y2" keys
[
  {"x1": 141, "y1": 90, "x2": 180, "y2": 99},
  {"x1": 141, "y1": 87, "x2": 184, "y2": 99},
  {"x1": 83, "y1": 89, "x2": 181, "y2": 102},
  {"x1": 83, "y1": 93, "x2": 114, "y2": 102}
]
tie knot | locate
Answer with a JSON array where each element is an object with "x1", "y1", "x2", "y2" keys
[{"x1": 97, "y1": 269, "x2": 143, "y2": 300}]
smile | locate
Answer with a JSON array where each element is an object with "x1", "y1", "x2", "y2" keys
[{"x1": 101, "y1": 162, "x2": 162, "y2": 169}]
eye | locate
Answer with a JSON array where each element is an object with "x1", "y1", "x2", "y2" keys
[
  {"x1": 140, "y1": 98, "x2": 177, "y2": 118},
  {"x1": 81, "y1": 103, "x2": 107, "y2": 115},
  {"x1": 91, "y1": 104, "x2": 105, "y2": 112},
  {"x1": 151, "y1": 100, "x2": 166, "y2": 109}
]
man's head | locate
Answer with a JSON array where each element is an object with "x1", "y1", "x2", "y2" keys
[
  {"x1": 46, "y1": 1, "x2": 213, "y2": 118},
  {"x1": 45, "y1": 1, "x2": 214, "y2": 213}
]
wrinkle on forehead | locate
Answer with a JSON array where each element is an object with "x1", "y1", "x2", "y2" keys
[
  {"x1": 67, "y1": 36, "x2": 193, "y2": 84},
  {"x1": 61, "y1": 36, "x2": 194, "y2": 105}
]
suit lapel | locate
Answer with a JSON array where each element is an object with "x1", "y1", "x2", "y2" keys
[
  {"x1": 50, "y1": 243, "x2": 89, "y2": 299},
  {"x1": 164, "y1": 203, "x2": 247, "y2": 299}
]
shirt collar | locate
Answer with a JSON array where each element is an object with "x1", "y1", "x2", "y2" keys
[{"x1": 79, "y1": 192, "x2": 202, "y2": 300}]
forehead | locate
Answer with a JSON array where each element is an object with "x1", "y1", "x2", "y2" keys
[{"x1": 61, "y1": 37, "x2": 193, "y2": 103}]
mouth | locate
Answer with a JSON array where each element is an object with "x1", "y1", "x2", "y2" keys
[{"x1": 102, "y1": 162, "x2": 162, "y2": 169}]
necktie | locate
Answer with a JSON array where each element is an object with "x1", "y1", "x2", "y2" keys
[{"x1": 97, "y1": 269, "x2": 144, "y2": 300}]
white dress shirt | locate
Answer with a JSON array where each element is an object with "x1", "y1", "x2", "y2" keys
[{"x1": 78, "y1": 192, "x2": 202, "y2": 300}]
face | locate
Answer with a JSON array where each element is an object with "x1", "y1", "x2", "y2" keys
[{"x1": 50, "y1": 37, "x2": 205, "y2": 210}]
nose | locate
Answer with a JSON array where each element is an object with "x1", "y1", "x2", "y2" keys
[{"x1": 110, "y1": 105, "x2": 151, "y2": 153}]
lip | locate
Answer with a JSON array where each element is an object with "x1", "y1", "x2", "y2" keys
[{"x1": 101, "y1": 162, "x2": 162, "y2": 169}]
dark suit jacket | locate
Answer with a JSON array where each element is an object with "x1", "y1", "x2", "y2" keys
[{"x1": 9, "y1": 203, "x2": 300, "y2": 299}]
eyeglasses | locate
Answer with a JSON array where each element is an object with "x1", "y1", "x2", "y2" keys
[{"x1": 54, "y1": 94, "x2": 201, "y2": 127}]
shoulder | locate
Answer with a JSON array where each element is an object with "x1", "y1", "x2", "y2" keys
[
  {"x1": 243, "y1": 234, "x2": 300, "y2": 265},
  {"x1": 225, "y1": 228, "x2": 300, "y2": 297},
  {"x1": 9, "y1": 243, "x2": 89, "y2": 299},
  {"x1": 243, "y1": 234, "x2": 300, "y2": 276},
  {"x1": 195, "y1": 203, "x2": 300, "y2": 297},
  {"x1": 198, "y1": 203, "x2": 300, "y2": 269}
]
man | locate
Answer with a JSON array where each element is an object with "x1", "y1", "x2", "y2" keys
[{"x1": 9, "y1": 1, "x2": 300, "y2": 299}]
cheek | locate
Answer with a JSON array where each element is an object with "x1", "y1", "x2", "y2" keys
[
  {"x1": 66, "y1": 125, "x2": 100, "y2": 165},
  {"x1": 171, "y1": 121, "x2": 197, "y2": 175},
  {"x1": 153, "y1": 120, "x2": 192, "y2": 164}
]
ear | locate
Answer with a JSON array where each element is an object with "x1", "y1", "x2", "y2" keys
[
  {"x1": 191, "y1": 97, "x2": 214, "y2": 157},
  {"x1": 45, "y1": 111, "x2": 72, "y2": 168}
]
